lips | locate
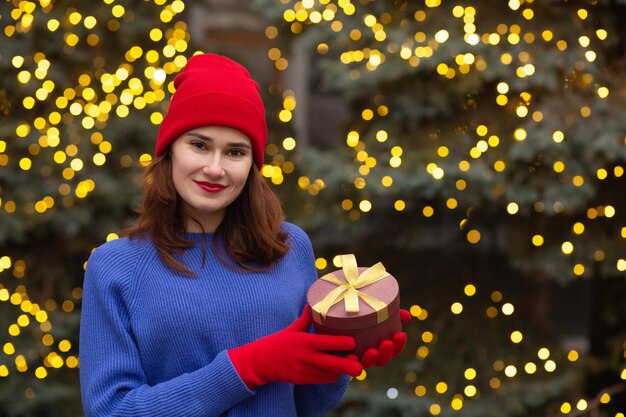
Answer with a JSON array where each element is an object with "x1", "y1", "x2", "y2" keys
[{"x1": 194, "y1": 180, "x2": 226, "y2": 193}]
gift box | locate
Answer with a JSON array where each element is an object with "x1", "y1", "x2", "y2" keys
[{"x1": 306, "y1": 254, "x2": 401, "y2": 358}]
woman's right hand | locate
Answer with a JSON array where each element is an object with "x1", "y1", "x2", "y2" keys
[{"x1": 228, "y1": 307, "x2": 363, "y2": 389}]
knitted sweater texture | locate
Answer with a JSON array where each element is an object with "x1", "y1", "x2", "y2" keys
[{"x1": 79, "y1": 222, "x2": 348, "y2": 417}]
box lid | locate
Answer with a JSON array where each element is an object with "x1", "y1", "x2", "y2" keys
[{"x1": 307, "y1": 263, "x2": 400, "y2": 330}]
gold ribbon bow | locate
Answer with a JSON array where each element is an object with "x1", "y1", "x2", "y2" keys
[{"x1": 312, "y1": 254, "x2": 390, "y2": 324}]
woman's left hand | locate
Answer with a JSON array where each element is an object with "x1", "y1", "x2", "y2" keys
[{"x1": 346, "y1": 309, "x2": 412, "y2": 368}]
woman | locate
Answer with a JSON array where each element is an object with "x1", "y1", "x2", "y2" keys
[{"x1": 79, "y1": 53, "x2": 409, "y2": 417}]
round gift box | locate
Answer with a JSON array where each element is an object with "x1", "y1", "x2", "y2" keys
[{"x1": 306, "y1": 266, "x2": 401, "y2": 358}]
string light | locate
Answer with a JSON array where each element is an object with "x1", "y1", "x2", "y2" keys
[
  {"x1": 264, "y1": 0, "x2": 623, "y2": 290},
  {"x1": 0, "y1": 0, "x2": 188, "y2": 392},
  {"x1": 1, "y1": 0, "x2": 189, "y2": 218},
  {"x1": 2, "y1": 0, "x2": 624, "y2": 414},
  {"x1": 1, "y1": 258, "x2": 81, "y2": 381}
]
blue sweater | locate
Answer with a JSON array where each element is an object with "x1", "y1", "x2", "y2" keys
[{"x1": 79, "y1": 222, "x2": 349, "y2": 417}]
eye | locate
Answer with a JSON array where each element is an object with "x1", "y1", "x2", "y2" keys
[
  {"x1": 189, "y1": 140, "x2": 207, "y2": 150},
  {"x1": 227, "y1": 148, "x2": 248, "y2": 157}
]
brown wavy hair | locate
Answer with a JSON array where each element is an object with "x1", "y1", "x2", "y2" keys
[{"x1": 125, "y1": 153, "x2": 289, "y2": 275}]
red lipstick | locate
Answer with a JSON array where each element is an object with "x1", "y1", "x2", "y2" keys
[{"x1": 194, "y1": 180, "x2": 226, "y2": 193}]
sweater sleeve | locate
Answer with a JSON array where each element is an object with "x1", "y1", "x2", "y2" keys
[
  {"x1": 284, "y1": 224, "x2": 351, "y2": 416},
  {"x1": 79, "y1": 241, "x2": 254, "y2": 417}
]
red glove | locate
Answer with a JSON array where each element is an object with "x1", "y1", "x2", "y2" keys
[
  {"x1": 228, "y1": 307, "x2": 363, "y2": 389},
  {"x1": 346, "y1": 309, "x2": 411, "y2": 368}
]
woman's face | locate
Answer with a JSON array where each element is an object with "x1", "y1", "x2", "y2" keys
[{"x1": 170, "y1": 126, "x2": 254, "y2": 232}]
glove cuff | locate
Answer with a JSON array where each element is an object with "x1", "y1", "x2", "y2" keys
[{"x1": 228, "y1": 346, "x2": 267, "y2": 390}]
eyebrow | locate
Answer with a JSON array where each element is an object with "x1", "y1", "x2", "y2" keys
[{"x1": 186, "y1": 131, "x2": 252, "y2": 149}]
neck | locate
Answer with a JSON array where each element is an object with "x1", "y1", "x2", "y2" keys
[{"x1": 184, "y1": 210, "x2": 224, "y2": 233}]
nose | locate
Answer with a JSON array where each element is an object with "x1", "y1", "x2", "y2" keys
[{"x1": 202, "y1": 154, "x2": 225, "y2": 178}]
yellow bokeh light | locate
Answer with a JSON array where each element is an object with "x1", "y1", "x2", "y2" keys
[
  {"x1": 409, "y1": 305, "x2": 422, "y2": 318},
  {"x1": 139, "y1": 153, "x2": 152, "y2": 167},
  {"x1": 346, "y1": 131, "x2": 360, "y2": 147},
  {"x1": 464, "y1": 284, "x2": 476, "y2": 296},
  {"x1": 504, "y1": 365, "x2": 517, "y2": 377},
  {"x1": 502, "y1": 303, "x2": 514, "y2": 315},
  {"x1": 282, "y1": 137, "x2": 296, "y2": 151},
  {"x1": 573, "y1": 175, "x2": 584, "y2": 186},
  {"x1": 553, "y1": 161, "x2": 565, "y2": 173},
  {"x1": 451, "y1": 302, "x2": 463, "y2": 314},
  {"x1": 433, "y1": 381, "x2": 447, "y2": 394},
  {"x1": 359, "y1": 200, "x2": 372, "y2": 212},
  {"x1": 514, "y1": 128, "x2": 527, "y2": 141},
  {"x1": 467, "y1": 229, "x2": 481, "y2": 243},
  {"x1": 435, "y1": 30, "x2": 449, "y2": 43},
  {"x1": 309, "y1": 252, "x2": 327, "y2": 270},
  {"x1": 597, "y1": 86, "x2": 609, "y2": 98},
  {"x1": 573, "y1": 222, "x2": 585, "y2": 234},
  {"x1": 538, "y1": 347, "x2": 550, "y2": 360},
  {"x1": 429, "y1": 404, "x2": 441, "y2": 415},
  {"x1": 9, "y1": 324, "x2": 21, "y2": 336},
  {"x1": 561, "y1": 241, "x2": 574, "y2": 255},
  {"x1": 35, "y1": 367, "x2": 47, "y2": 379},
  {"x1": 381, "y1": 176, "x2": 393, "y2": 187},
  {"x1": 35, "y1": 310, "x2": 48, "y2": 323},
  {"x1": 3, "y1": 342, "x2": 15, "y2": 355},
  {"x1": 561, "y1": 402, "x2": 573, "y2": 413},
  {"x1": 19, "y1": 158, "x2": 32, "y2": 170},
  {"x1": 17, "y1": 314, "x2": 30, "y2": 327},
  {"x1": 523, "y1": 362, "x2": 537, "y2": 374}
]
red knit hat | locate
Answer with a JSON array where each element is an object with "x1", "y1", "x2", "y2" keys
[{"x1": 155, "y1": 53, "x2": 267, "y2": 169}]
